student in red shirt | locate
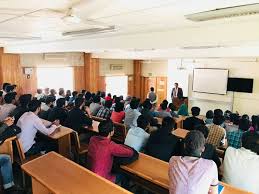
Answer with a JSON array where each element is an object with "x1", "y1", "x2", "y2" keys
[
  {"x1": 111, "y1": 102, "x2": 125, "y2": 123},
  {"x1": 87, "y1": 119, "x2": 134, "y2": 183}
]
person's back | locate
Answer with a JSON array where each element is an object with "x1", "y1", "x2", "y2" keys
[
  {"x1": 156, "y1": 103, "x2": 172, "y2": 118},
  {"x1": 141, "y1": 100, "x2": 158, "y2": 126},
  {"x1": 0, "y1": 93, "x2": 16, "y2": 122},
  {"x1": 177, "y1": 103, "x2": 188, "y2": 116},
  {"x1": 183, "y1": 107, "x2": 204, "y2": 131},
  {"x1": 145, "y1": 117, "x2": 180, "y2": 162},
  {"x1": 47, "y1": 98, "x2": 67, "y2": 125},
  {"x1": 124, "y1": 99, "x2": 141, "y2": 128},
  {"x1": 111, "y1": 102, "x2": 125, "y2": 123},
  {"x1": 207, "y1": 115, "x2": 226, "y2": 147},
  {"x1": 89, "y1": 96, "x2": 101, "y2": 116},
  {"x1": 124, "y1": 115, "x2": 150, "y2": 152},
  {"x1": 96, "y1": 100, "x2": 112, "y2": 119},
  {"x1": 169, "y1": 131, "x2": 218, "y2": 194}
]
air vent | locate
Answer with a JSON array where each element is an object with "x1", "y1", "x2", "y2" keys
[
  {"x1": 185, "y1": 3, "x2": 259, "y2": 22},
  {"x1": 62, "y1": 26, "x2": 116, "y2": 37},
  {"x1": 110, "y1": 64, "x2": 124, "y2": 71},
  {"x1": 181, "y1": 45, "x2": 224, "y2": 50}
]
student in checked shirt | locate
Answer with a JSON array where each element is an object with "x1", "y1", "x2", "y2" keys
[{"x1": 17, "y1": 100, "x2": 60, "y2": 157}]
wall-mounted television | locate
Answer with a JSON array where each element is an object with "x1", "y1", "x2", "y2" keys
[{"x1": 227, "y1": 78, "x2": 253, "y2": 93}]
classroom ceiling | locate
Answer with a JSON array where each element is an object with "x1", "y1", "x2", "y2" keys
[{"x1": 2, "y1": 0, "x2": 259, "y2": 58}]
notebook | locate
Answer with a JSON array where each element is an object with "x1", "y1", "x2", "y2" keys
[{"x1": 218, "y1": 184, "x2": 224, "y2": 194}]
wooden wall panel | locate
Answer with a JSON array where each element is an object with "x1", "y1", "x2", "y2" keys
[
  {"x1": 74, "y1": 66, "x2": 85, "y2": 92},
  {"x1": 156, "y1": 77, "x2": 167, "y2": 105},
  {"x1": 21, "y1": 67, "x2": 37, "y2": 94},
  {"x1": 133, "y1": 60, "x2": 142, "y2": 98},
  {"x1": 128, "y1": 75, "x2": 134, "y2": 96},
  {"x1": 98, "y1": 76, "x2": 106, "y2": 92}
]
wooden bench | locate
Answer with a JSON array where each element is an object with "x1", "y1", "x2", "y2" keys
[
  {"x1": 121, "y1": 153, "x2": 253, "y2": 194},
  {"x1": 0, "y1": 136, "x2": 16, "y2": 162},
  {"x1": 155, "y1": 116, "x2": 186, "y2": 129},
  {"x1": 22, "y1": 152, "x2": 132, "y2": 194}
]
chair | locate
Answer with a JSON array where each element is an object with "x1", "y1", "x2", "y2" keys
[
  {"x1": 112, "y1": 122, "x2": 127, "y2": 143},
  {"x1": 71, "y1": 131, "x2": 89, "y2": 163}
]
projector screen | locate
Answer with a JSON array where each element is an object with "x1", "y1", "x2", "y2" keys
[{"x1": 193, "y1": 68, "x2": 229, "y2": 95}]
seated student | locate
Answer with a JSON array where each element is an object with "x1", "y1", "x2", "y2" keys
[
  {"x1": 96, "y1": 100, "x2": 112, "y2": 119},
  {"x1": 157, "y1": 100, "x2": 170, "y2": 112},
  {"x1": 17, "y1": 100, "x2": 59, "y2": 157},
  {"x1": 68, "y1": 91, "x2": 78, "y2": 104},
  {"x1": 124, "y1": 98, "x2": 141, "y2": 128},
  {"x1": 124, "y1": 115, "x2": 150, "y2": 152},
  {"x1": 47, "y1": 98, "x2": 68, "y2": 125},
  {"x1": 56, "y1": 88, "x2": 65, "y2": 100},
  {"x1": 87, "y1": 119, "x2": 134, "y2": 182},
  {"x1": 183, "y1": 107, "x2": 204, "y2": 131},
  {"x1": 169, "y1": 130, "x2": 218, "y2": 194},
  {"x1": 124, "y1": 96, "x2": 132, "y2": 109},
  {"x1": 105, "y1": 93, "x2": 112, "y2": 101},
  {"x1": 207, "y1": 114, "x2": 227, "y2": 147},
  {"x1": 225, "y1": 113, "x2": 240, "y2": 132},
  {"x1": 1, "y1": 82, "x2": 11, "y2": 96},
  {"x1": 141, "y1": 99, "x2": 158, "y2": 126},
  {"x1": 156, "y1": 103, "x2": 172, "y2": 118},
  {"x1": 205, "y1": 110, "x2": 214, "y2": 125},
  {"x1": 48, "y1": 89, "x2": 56, "y2": 98},
  {"x1": 227, "y1": 117, "x2": 250, "y2": 149},
  {"x1": 0, "y1": 93, "x2": 17, "y2": 122},
  {"x1": 177, "y1": 98, "x2": 189, "y2": 116},
  {"x1": 5, "y1": 85, "x2": 15, "y2": 94},
  {"x1": 65, "y1": 98, "x2": 92, "y2": 141},
  {"x1": 11, "y1": 94, "x2": 32, "y2": 124},
  {"x1": 249, "y1": 115, "x2": 257, "y2": 132},
  {"x1": 43, "y1": 87, "x2": 50, "y2": 97},
  {"x1": 223, "y1": 133, "x2": 259, "y2": 194},
  {"x1": 100, "y1": 91, "x2": 106, "y2": 106},
  {"x1": 145, "y1": 117, "x2": 181, "y2": 162},
  {"x1": 168, "y1": 103, "x2": 178, "y2": 118},
  {"x1": 89, "y1": 95, "x2": 102, "y2": 116},
  {"x1": 65, "y1": 90, "x2": 71, "y2": 102},
  {"x1": 41, "y1": 96, "x2": 54, "y2": 112},
  {"x1": 194, "y1": 125, "x2": 221, "y2": 168},
  {"x1": 111, "y1": 102, "x2": 125, "y2": 123},
  {"x1": 35, "y1": 89, "x2": 44, "y2": 100}
]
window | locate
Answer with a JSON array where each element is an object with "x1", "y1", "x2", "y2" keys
[
  {"x1": 37, "y1": 67, "x2": 74, "y2": 91},
  {"x1": 105, "y1": 76, "x2": 128, "y2": 98}
]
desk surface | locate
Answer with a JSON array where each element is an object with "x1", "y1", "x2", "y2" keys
[
  {"x1": 121, "y1": 153, "x2": 252, "y2": 194},
  {"x1": 172, "y1": 128, "x2": 190, "y2": 139},
  {"x1": 22, "y1": 152, "x2": 132, "y2": 194},
  {"x1": 49, "y1": 126, "x2": 73, "y2": 139}
]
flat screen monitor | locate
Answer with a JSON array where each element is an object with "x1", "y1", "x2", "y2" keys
[{"x1": 227, "y1": 78, "x2": 253, "y2": 93}]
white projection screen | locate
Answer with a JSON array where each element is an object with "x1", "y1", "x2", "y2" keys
[{"x1": 193, "y1": 68, "x2": 229, "y2": 95}]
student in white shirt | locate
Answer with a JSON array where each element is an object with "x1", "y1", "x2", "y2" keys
[
  {"x1": 223, "y1": 133, "x2": 259, "y2": 194},
  {"x1": 17, "y1": 100, "x2": 60, "y2": 157},
  {"x1": 125, "y1": 115, "x2": 150, "y2": 152},
  {"x1": 35, "y1": 89, "x2": 44, "y2": 100},
  {"x1": 124, "y1": 98, "x2": 141, "y2": 128},
  {"x1": 0, "y1": 93, "x2": 16, "y2": 122}
]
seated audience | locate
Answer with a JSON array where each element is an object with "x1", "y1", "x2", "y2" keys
[
  {"x1": 124, "y1": 98, "x2": 141, "y2": 128},
  {"x1": 111, "y1": 102, "x2": 125, "y2": 123},
  {"x1": 43, "y1": 87, "x2": 50, "y2": 97},
  {"x1": 168, "y1": 103, "x2": 178, "y2": 118},
  {"x1": 141, "y1": 99, "x2": 158, "y2": 126},
  {"x1": 56, "y1": 88, "x2": 65, "y2": 100},
  {"x1": 177, "y1": 98, "x2": 189, "y2": 116},
  {"x1": 87, "y1": 119, "x2": 134, "y2": 182},
  {"x1": 1, "y1": 83, "x2": 11, "y2": 96},
  {"x1": 17, "y1": 100, "x2": 59, "y2": 157},
  {"x1": 125, "y1": 115, "x2": 150, "y2": 152},
  {"x1": 105, "y1": 93, "x2": 112, "y2": 101},
  {"x1": 205, "y1": 110, "x2": 214, "y2": 125},
  {"x1": 207, "y1": 114, "x2": 226, "y2": 147},
  {"x1": 157, "y1": 100, "x2": 170, "y2": 112},
  {"x1": 183, "y1": 106, "x2": 204, "y2": 131},
  {"x1": 0, "y1": 93, "x2": 17, "y2": 122},
  {"x1": 65, "y1": 90, "x2": 71, "y2": 102},
  {"x1": 89, "y1": 95, "x2": 102, "y2": 116},
  {"x1": 5, "y1": 85, "x2": 15, "y2": 94},
  {"x1": 195, "y1": 125, "x2": 221, "y2": 167},
  {"x1": 249, "y1": 115, "x2": 257, "y2": 132},
  {"x1": 225, "y1": 113, "x2": 240, "y2": 132},
  {"x1": 47, "y1": 98, "x2": 68, "y2": 125},
  {"x1": 156, "y1": 103, "x2": 172, "y2": 118},
  {"x1": 11, "y1": 94, "x2": 32, "y2": 124},
  {"x1": 124, "y1": 96, "x2": 132, "y2": 109},
  {"x1": 223, "y1": 133, "x2": 259, "y2": 194},
  {"x1": 96, "y1": 100, "x2": 112, "y2": 119},
  {"x1": 69, "y1": 91, "x2": 78, "y2": 104},
  {"x1": 49, "y1": 89, "x2": 56, "y2": 98},
  {"x1": 145, "y1": 117, "x2": 181, "y2": 162},
  {"x1": 35, "y1": 89, "x2": 44, "y2": 100},
  {"x1": 41, "y1": 96, "x2": 54, "y2": 112},
  {"x1": 227, "y1": 117, "x2": 250, "y2": 149},
  {"x1": 100, "y1": 92, "x2": 106, "y2": 106},
  {"x1": 169, "y1": 130, "x2": 218, "y2": 194}
]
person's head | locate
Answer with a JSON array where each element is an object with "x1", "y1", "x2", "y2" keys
[
  {"x1": 242, "y1": 133, "x2": 259, "y2": 154},
  {"x1": 81, "y1": 90, "x2": 86, "y2": 95},
  {"x1": 19, "y1": 94, "x2": 32, "y2": 108},
  {"x1": 112, "y1": 95, "x2": 117, "y2": 100},
  {"x1": 44, "y1": 88, "x2": 49, "y2": 94},
  {"x1": 50, "y1": 89, "x2": 56, "y2": 95},
  {"x1": 66, "y1": 90, "x2": 71, "y2": 96},
  {"x1": 251, "y1": 115, "x2": 258, "y2": 127},
  {"x1": 107, "y1": 93, "x2": 111, "y2": 97},
  {"x1": 162, "y1": 100, "x2": 168, "y2": 106},
  {"x1": 85, "y1": 91, "x2": 92, "y2": 101},
  {"x1": 214, "y1": 109, "x2": 223, "y2": 117},
  {"x1": 114, "y1": 102, "x2": 124, "y2": 112},
  {"x1": 72, "y1": 91, "x2": 78, "y2": 97},
  {"x1": 125, "y1": 96, "x2": 132, "y2": 102},
  {"x1": 160, "y1": 103, "x2": 167, "y2": 111},
  {"x1": 242, "y1": 114, "x2": 249, "y2": 120},
  {"x1": 230, "y1": 113, "x2": 240, "y2": 125},
  {"x1": 28, "y1": 100, "x2": 41, "y2": 114},
  {"x1": 45, "y1": 96, "x2": 55, "y2": 106},
  {"x1": 194, "y1": 125, "x2": 209, "y2": 139},
  {"x1": 6, "y1": 85, "x2": 14, "y2": 93},
  {"x1": 130, "y1": 98, "x2": 139, "y2": 109},
  {"x1": 213, "y1": 115, "x2": 224, "y2": 125},
  {"x1": 143, "y1": 99, "x2": 152, "y2": 110},
  {"x1": 78, "y1": 94, "x2": 84, "y2": 98},
  {"x1": 2, "y1": 83, "x2": 11, "y2": 92},
  {"x1": 100, "y1": 92, "x2": 106, "y2": 98},
  {"x1": 224, "y1": 110, "x2": 232, "y2": 120},
  {"x1": 37, "y1": 89, "x2": 42, "y2": 94},
  {"x1": 114, "y1": 97, "x2": 121, "y2": 104},
  {"x1": 105, "y1": 100, "x2": 113, "y2": 109},
  {"x1": 150, "y1": 87, "x2": 154, "y2": 92},
  {"x1": 59, "y1": 88, "x2": 65, "y2": 96},
  {"x1": 168, "y1": 103, "x2": 176, "y2": 112},
  {"x1": 137, "y1": 115, "x2": 149, "y2": 130},
  {"x1": 191, "y1": 107, "x2": 200, "y2": 117},
  {"x1": 56, "y1": 98, "x2": 66, "y2": 108},
  {"x1": 239, "y1": 118, "x2": 250, "y2": 132},
  {"x1": 206, "y1": 110, "x2": 214, "y2": 119},
  {"x1": 183, "y1": 130, "x2": 205, "y2": 157},
  {"x1": 4, "y1": 93, "x2": 16, "y2": 104},
  {"x1": 162, "y1": 116, "x2": 175, "y2": 133},
  {"x1": 98, "y1": 119, "x2": 114, "y2": 138},
  {"x1": 93, "y1": 95, "x2": 100, "y2": 103},
  {"x1": 97, "y1": 91, "x2": 101, "y2": 96},
  {"x1": 75, "y1": 98, "x2": 84, "y2": 108},
  {"x1": 174, "y1": 83, "x2": 179, "y2": 88}
]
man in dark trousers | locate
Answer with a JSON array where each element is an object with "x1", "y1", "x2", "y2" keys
[{"x1": 171, "y1": 83, "x2": 183, "y2": 100}]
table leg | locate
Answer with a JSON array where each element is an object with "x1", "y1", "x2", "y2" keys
[
  {"x1": 57, "y1": 134, "x2": 71, "y2": 158},
  {"x1": 32, "y1": 178, "x2": 52, "y2": 194}
]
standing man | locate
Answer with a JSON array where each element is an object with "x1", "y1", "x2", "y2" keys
[
  {"x1": 147, "y1": 87, "x2": 157, "y2": 105},
  {"x1": 171, "y1": 83, "x2": 183, "y2": 101}
]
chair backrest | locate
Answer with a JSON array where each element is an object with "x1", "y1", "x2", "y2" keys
[
  {"x1": 71, "y1": 131, "x2": 81, "y2": 153},
  {"x1": 91, "y1": 116, "x2": 106, "y2": 122},
  {"x1": 14, "y1": 138, "x2": 26, "y2": 164},
  {"x1": 112, "y1": 122, "x2": 127, "y2": 143}
]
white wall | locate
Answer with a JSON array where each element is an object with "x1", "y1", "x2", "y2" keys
[
  {"x1": 168, "y1": 58, "x2": 259, "y2": 116},
  {"x1": 99, "y1": 59, "x2": 133, "y2": 76}
]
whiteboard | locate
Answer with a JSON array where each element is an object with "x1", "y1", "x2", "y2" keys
[{"x1": 193, "y1": 68, "x2": 229, "y2": 95}]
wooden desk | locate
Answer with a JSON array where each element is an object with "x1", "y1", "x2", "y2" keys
[
  {"x1": 22, "y1": 152, "x2": 132, "y2": 194},
  {"x1": 0, "y1": 136, "x2": 16, "y2": 162},
  {"x1": 121, "y1": 153, "x2": 252, "y2": 194},
  {"x1": 87, "y1": 120, "x2": 100, "y2": 133},
  {"x1": 172, "y1": 128, "x2": 189, "y2": 139},
  {"x1": 155, "y1": 116, "x2": 186, "y2": 129}
]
